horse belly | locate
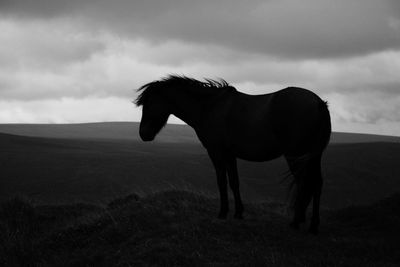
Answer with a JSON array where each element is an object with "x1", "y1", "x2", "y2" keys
[{"x1": 230, "y1": 131, "x2": 282, "y2": 162}]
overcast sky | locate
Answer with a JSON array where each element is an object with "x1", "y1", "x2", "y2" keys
[{"x1": 1, "y1": 0, "x2": 400, "y2": 135}]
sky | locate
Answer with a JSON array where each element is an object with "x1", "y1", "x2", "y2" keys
[{"x1": 0, "y1": 0, "x2": 400, "y2": 136}]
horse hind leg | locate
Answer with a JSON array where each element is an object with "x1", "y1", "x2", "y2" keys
[
  {"x1": 291, "y1": 154, "x2": 323, "y2": 234},
  {"x1": 309, "y1": 156, "x2": 323, "y2": 234},
  {"x1": 286, "y1": 155, "x2": 315, "y2": 230},
  {"x1": 291, "y1": 183, "x2": 313, "y2": 230}
]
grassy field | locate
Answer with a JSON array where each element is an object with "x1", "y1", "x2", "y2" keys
[
  {"x1": 0, "y1": 122, "x2": 399, "y2": 266},
  {"x1": 1, "y1": 190, "x2": 399, "y2": 266}
]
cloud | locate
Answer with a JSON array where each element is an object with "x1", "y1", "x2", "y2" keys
[
  {"x1": 1, "y1": 21, "x2": 399, "y2": 132},
  {"x1": 0, "y1": 0, "x2": 400, "y2": 135},
  {"x1": 0, "y1": 20, "x2": 105, "y2": 70},
  {"x1": 1, "y1": 0, "x2": 400, "y2": 59},
  {"x1": 328, "y1": 91, "x2": 400, "y2": 124},
  {"x1": 0, "y1": 97, "x2": 136, "y2": 123},
  {"x1": 0, "y1": 19, "x2": 108, "y2": 100},
  {"x1": 0, "y1": 0, "x2": 85, "y2": 18}
]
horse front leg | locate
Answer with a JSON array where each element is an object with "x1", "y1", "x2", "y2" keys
[
  {"x1": 227, "y1": 157, "x2": 244, "y2": 219},
  {"x1": 209, "y1": 152, "x2": 229, "y2": 219},
  {"x1": 216, "y1": 166, "x2": 229, "y2": 219}
]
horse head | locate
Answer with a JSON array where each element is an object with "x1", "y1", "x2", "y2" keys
[{"x1": 136, "y1": 86, "x2": 171, "y2": 142}]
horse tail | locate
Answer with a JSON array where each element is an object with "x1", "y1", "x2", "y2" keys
[
  {"x1": 315, "y1": 100, "x2": 331, "y2": 153},
  {"x1": 285, "y1": 100, "x2": 331, "y2": 209}
]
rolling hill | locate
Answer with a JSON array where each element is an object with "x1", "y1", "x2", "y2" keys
[{"x1": 1, "y1": 123, "x2": 399, "y2": 209}]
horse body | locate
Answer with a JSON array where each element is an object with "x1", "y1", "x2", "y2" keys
[
  {"x1": 199, "y1": 91, "x2": 281, "y2": 162},
  {"x1": 194, "y1": 87, "x2": 328, "y2": 162},
  {"x1": 136, "y1": 75, "x2": 331, "y2": 234}
]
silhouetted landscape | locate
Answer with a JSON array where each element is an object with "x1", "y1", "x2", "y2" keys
[
  {"x1": 2, "y1": 0, "x2": 400, "y2": 265},
  {"x1": 1, "y1": 122, "x2": 400, "y2": 266}
]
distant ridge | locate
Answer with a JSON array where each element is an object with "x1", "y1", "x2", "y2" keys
[
  {"x1": 0, "y1": 122, "x2": 398, "y2": 144},
  {"x1": 331, "y1": 131, "x2": 400, "y2": 143},
  {"x1": 0, "y1": 122, "x2": 196, "y2": 143}
]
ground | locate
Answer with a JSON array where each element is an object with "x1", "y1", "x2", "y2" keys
[
  {"x1": 1, "y1": 190, "x2": 399, "y2": 266},
  {"x1": 0, "y1": 123, "x2": 399, "y2": 266}
]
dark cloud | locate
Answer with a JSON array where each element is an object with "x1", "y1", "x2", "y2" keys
[
  {"x1": 0, "y1": 20, "x2": 106, "y2": 70},
  {"x1": 0, "y1": 0, "x2": 85, "y2": 18},
  {"x1": 1, "y1": 0, "x2": 399, "y2": 59}
]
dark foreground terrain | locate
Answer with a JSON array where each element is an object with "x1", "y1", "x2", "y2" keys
[
  {"x1": 0, "y1": 122, "x2": 399, "y2": 266},
  {"x1": 1, "y1": 190, "x2": 399, "y2": 266}
]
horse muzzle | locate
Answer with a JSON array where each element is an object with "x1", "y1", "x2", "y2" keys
[{"x1": 139, "y1": 127, "x2": 155, "y2": 142}]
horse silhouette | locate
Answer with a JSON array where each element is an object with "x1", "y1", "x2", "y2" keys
[{"x1": 135, "y1": 75, "x2": 331, "y2": 234}]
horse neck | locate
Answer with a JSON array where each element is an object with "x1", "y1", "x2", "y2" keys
[
  {"x1": 165, "y1": 87, "x2": 217, "y2": 130},
  {"x1": 166, "y1": 85, "x2": 232, "y2": 129},
  {"x1": 167, "y1": 91, "x2": 206, "y2": 129}
]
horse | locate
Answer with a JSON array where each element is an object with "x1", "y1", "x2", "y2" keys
[{"x1": 135, "y1": 75, "x2": 331, "y2": 234}]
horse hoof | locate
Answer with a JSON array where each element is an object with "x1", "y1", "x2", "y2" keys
[
  {"x1": 234, "y1": 213, "x2": 243, "y2": 220},
  {"x1": 289, "y1": 221, "x2": 300, "y2": 230},
  {"x1": 218, "y1": 213, "x2": 228, "y2": 219},
  {"x1": 309, "y1": 227, "x2": 319, "y2": 235}
]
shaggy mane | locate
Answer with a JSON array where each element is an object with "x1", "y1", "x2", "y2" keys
[{"x1": 135, "y1": 75, "x2": 233, "y2": 106}]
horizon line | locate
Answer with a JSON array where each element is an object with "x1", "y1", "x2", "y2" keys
[{"x1": 0, "y1": 121, "x2": 399, "y2": 138}]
